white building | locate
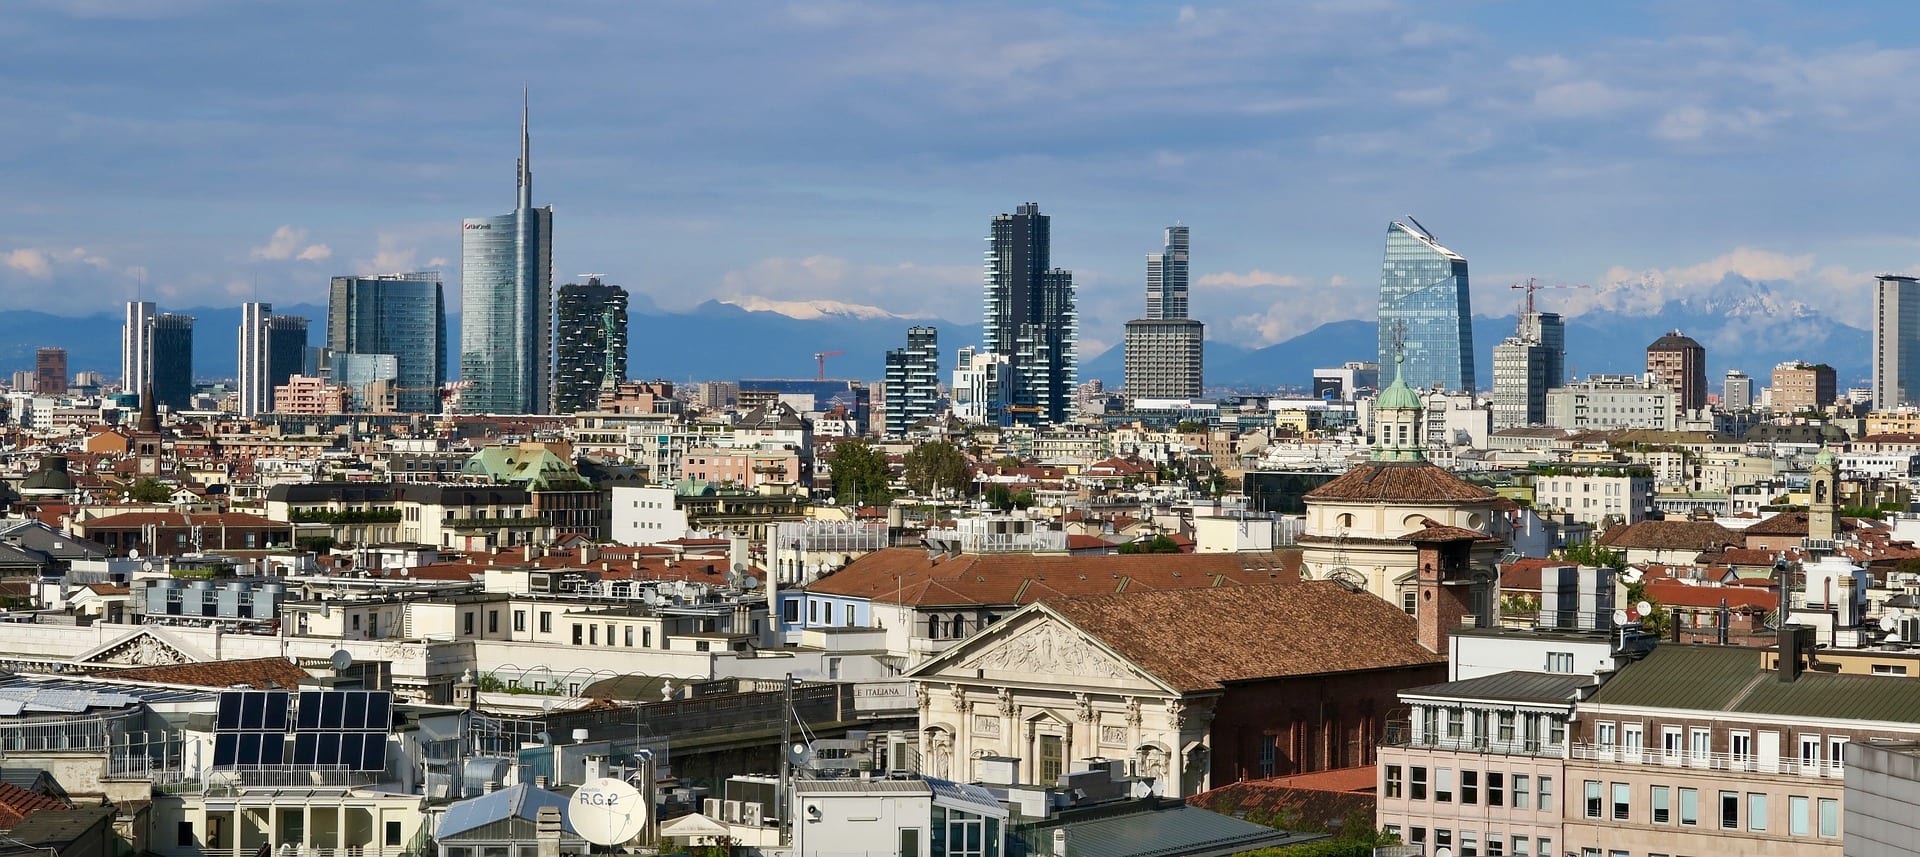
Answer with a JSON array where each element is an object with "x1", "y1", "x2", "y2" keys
[
  {"x1": 1532, "y1": 468, "x2": 1655, "y2": 526},
  {"x1": 1545, "y1": 375, "x2": 1678, "y2": 431},
  {"x1": 789, "y1": 776, "x2": 1008, "y2": 857},
  {"x1": 951, "y1": 347, "x2": 1014, "y2": 426},
  {"x1": 609, "y1": 485, "x2": 691, "y2": 545}
]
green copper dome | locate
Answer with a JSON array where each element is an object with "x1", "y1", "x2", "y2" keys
[
  {"x1": 1814, "y1": 446, "x2": 1837, "y2": 466},
  {"x1": 1376, "y1": 354, "x2": 1422, "y2": 411}
]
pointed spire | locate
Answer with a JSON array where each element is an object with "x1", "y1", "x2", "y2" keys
[{"x1": 517, "y1": 85, "x2": 532, "y2": 211}]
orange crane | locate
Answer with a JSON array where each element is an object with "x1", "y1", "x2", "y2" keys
[
  {"x1": 1510, "y1": 277, "x2": 1590, "y2": 315},
  {"x1": 814, "y1": 350, "x2": 844, "y2": 381}
]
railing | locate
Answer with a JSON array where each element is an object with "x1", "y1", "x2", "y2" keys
[
  {"x1": 1383, "y1": 724, "x2": 1565, "y2": 758},
  {"x1": 1569, "y1": 743, "x2": 1845, "y2": 778}
]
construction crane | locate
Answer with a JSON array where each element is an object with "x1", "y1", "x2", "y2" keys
[
  {"x1": 1510, "y1": 277, "x2": 1591, "y2": 315},
  {"x1": 813, "y1": 350, "x2": 844, "y2": 381}
]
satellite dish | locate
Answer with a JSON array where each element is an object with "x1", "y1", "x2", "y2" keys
[
  {"x1": 329, "y1": 649, "x2": 353, "y2": 672},
  {"x1": 1434, "y1": 848, "x2": 1454, "y2": 857},
  {"x1": 1883, "y1": 615, "x2": 1900, "y2": 632},
  {"x1": 786, "y1": 742, "x2": 814, "y2": 768},
  {"x1": 128, "y1": 549, "x2": 141, "y2": 560},
  {"x1": 1637, "y1": 600, "x2": 1654, "y2": 616},
  {"x1": 1613, "y1": 609, "x2": 1631, "y2": 626},
  {"x1": 569, "y1": 777, "x2": 647, "y2": 846}
]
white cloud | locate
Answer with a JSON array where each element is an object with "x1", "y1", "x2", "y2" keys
[
  {"x1": 251, "y1": 225, "x2": 330, "y2": 262},
  {"x1": 1195, "y1": 270, "x2": 1306, "y2": 289},
  {"x1": 1531, "y1": 80, "x2": 1637, "y2": 118},
  {"x1": 4, "y1": 249, "x2": 52, "y2": 278}
]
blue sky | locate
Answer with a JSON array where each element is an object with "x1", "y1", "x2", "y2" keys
[{"x1": 4, "y1": 0, "x2": 1919, "y2": 356}]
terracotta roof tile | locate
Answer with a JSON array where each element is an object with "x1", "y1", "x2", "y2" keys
[
  {"x1": 1304, "y1": 462, "x2": 1496, "y2": 504},
  {"x1": 808, "y1": 547, "x2": 1300, "y2": 607},
  {"x1": 0, "y1": 783, "x2": 70, "y2": 829},
  {"x1": 1599, "y1": 520, "x2": 1742, "y2": 551},
  {"x1": 1042, "y1": 581, "x2": 1443, "y2": 692}
]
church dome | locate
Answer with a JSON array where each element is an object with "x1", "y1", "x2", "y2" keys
[{"x1": 1376, "y1": 355, "x2": 1422, "y2": 412}]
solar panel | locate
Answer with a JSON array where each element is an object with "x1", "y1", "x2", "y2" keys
[
  {"x1": 263, "y1": 691, "x2": 290, "y2": 730},
  {"x1": 296, "y1": 691, "x2": 322, "y2": 729},
  {"x1": 215, "y1": 692, "x2": 242, "y2": 730},
  {"x1": 320, "y1": 692, "x2": 343, "y2": 729},
  {"x1": 273, "y1": 690, "x2": 395, "y2": 771},
  {"x1": 366, "y1": 693, "x2": 391, "y2": 730},
  {"x1": 343, "y1": 692, "x2": 366, "y2": 729},
  {"x1": 213, "y1": 733, "x2": 237, "y2": 767},
  {"x1": 240, "y1": 691, "x2": 265, "y2": 729}
]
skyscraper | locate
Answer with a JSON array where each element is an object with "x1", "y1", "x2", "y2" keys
[
  {"x1": 461, "y1": 93, "x2": 554, "y2": 415},
  {"x1": 33, "y1": 348, "x2": 65, "y2": 395},
  {"x1": 1874, "y1": 274, "x2": 1920, "y2": 409},
  {"x1": 884, "y1": 326, "x2": 939, "y2": 436},
  {"x1": 1377, "y1": 220, "x2": 1474, "y2": 393},
  {"x1": 1724, "y1": 370, "x2": 1754, "y2": 411},
  {"x1": 983, "y1": 203, "x2": 1076, "y2": 424},
  {"x1": 1646, "y1": 331, "x2": 1707, "y2": 411},
  {"x1": 553, "y1": 277, "x2": 628, "y2": 413},
  {"x1": 1491, "y1": 311, "x2": 1564, "y2": 430},
  {"x1": 1125, "y1": 224, "x2": 1204, "y2": 399},
  {"x1": 149, "y1": 313, "x2": 195, "y2": 412},
  {"x1": 238, "y1": 303, "x2": 309, "y2": 417},
  {"x1": 122, "y1": 301, "x2": 154, "y2": 399},
  {"x1": 1145, "y1": 224, "x2": 1189, "y2": 320},
  {"x1": 329, "y1": 273, "x2": 447, "y2": 414}
]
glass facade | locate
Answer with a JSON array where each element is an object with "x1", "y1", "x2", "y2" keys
[
  {"x1": 328, "y1": 274, "x2": 446, "y2": 414},
  {"x1": 983, "y1": 203, "x2": 1076, "y2": 425},
  {"x1": 1378, "y1": 221, "x2": 1474, "y2": 394},
  {"x1": 460, "y1": 101, "x2": 554, "y2": 415},
  {"x1": 1145, "y1": 224, "x2": 1189, "y2": 320},
  {"x1": 1875, "y1": 275, "x2": 1920, "y2": 409},
  {"x1": 150, "y1": 313, "x2": 195, "y2": 412}
]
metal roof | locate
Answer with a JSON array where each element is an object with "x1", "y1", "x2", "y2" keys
[
  {"x1": 1587, "y1": 644, "x2": 1920, "y2": 725},
  {"x1": 1036, "y1": 802, "x2": 1318, "y2": 857},
  {"x1": 1401, "y1": 671, "x2": 1593, "y2": 704},
  {"x1": 0, "y1": 673, "x2": 215, "y2": 705},
  {"x1": 436, "y1": 783, "x2": 578, "y2": 839}
]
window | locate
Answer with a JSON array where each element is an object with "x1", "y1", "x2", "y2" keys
[
  {"x1": 1447, "y1": 709, "x2": 1465, "y2": 740},
  {"x1": 1512, "y1": 835, "x2": 1529, "y2": 857},
  {"x1": 1461, "y1": 770, "x2": 1478, "y2": 804},
  {"x1": 385, "y1": 822, "x2": 402, "y2": 846},
  {"x1": 1260, "y1": 738, "x2": 1277, "y2": 778},
  {"x1": 1411, "y1": 767, "x2": 1428, "y2": 800},
  {"x1": 1690, "y1": 727, "x2": 1711, "y2": 762},
  {"x1": 1385, "y1": 765, "x2": 1402, "y2": 798},
  {"x1": 1488, "y1": 772, "x2": 1504, "y2": 807},
  {"x1": 1749, "y1": 793, "x2": 1768, "y2": 831},
  {"x1": 1720, "y1": 790, "x2": 1739, "y2": 829},
  {"x1": 1679, "y1": 787, "x2": 1699, "y2": 825},
  {"x1": 513, "y1": 610, "x2": 526, "y2": 632},
  {"x1": 1730, "y1": 730, "x2": 1752, "y2": 768},
  {"x1": 1873, "y1": 663, "x2": 1909, "y2": 675},
  {"x1": 1488, "y1": 834, "x2": 1503, "y2": 856},
  {"x1": 1436, "y1": 768, "x2": 1454, "y2": 802},
  {"x1": 1623, "y1": 722, "x2": 1644, "y2": 757},
  {"x1": 463, "y1": 612, "x2": 475, "y2": 635},
  {"x1": 1828, "y1": 736, "x2": 1848, "y2": 772},
  {"x1": 1460, "y1": 830, "x2": 1478, "y2": 856},
  {"x1": 1819, "y1": 798, "x2": 1838, "y2": 837},
  {"x1": 1652, "y1": 785, "x2": 1670, "y2": 823},
  {"x1": 1402, "y1": 590, "x2": 1417, "y2": 614},
  {"x1": 1537, "y1": 838, "x2": 1550, "y2": 857},
  {"x1": 1499, "y1": 711, "x2": 1515, "y2": 742},
  {"x1": 1800, "y1": 734, "x2": 1821, "y2": 770},
  {"x1": 1513, "y1": 774, "x2": 1530, "y2": 809},
  {"x1": 488, "y1": 610, "x2": 498, "y2": 634},
  {"x1": 1597, "y1": 721, "x2": 1617, "y2": 749},
  {"x1": 1662, "y1": 726, "x2": 1683, "y2": 763},
  {"x1": 1790, "y1": 795, "x2": 1810, "y2": 836},
  {"x1": 1436, "y1": 829, "x2": 1452, "y2": 850},
  {"x1": 1410, "y1": 827, "x2": 1426, "y2": 846},
  {"x1": 572, "y1": 624, "x2": 583, "y2": 645},
  {"x1": 589, "y1": 625, "x2": 598, "y2": 645},
  {"x1": 1613, "y1": 782, "x2": 1630, "y2": 820},
  {"x1": 1584, "y1": 780, "x2": 1602, "y2": 818},
  {"x1": 782, "y1": 599, "x2": 799, "y2": 622},
  {"x1": 625, "y1": 626, "x2": 634, "y2": 647},
  {"x1": 810, "y1": 601, "x2": 820, "y2": 623},
  {"x1": 845, "y1": 604, "x2": 856, "y2": 626},
  {"x1": 1539, "y1": 776, "x2": 1552, "y2": 809},
  {"x1": 1546, "y1": 651, "x2": 1574, "y2": 672},
  {"x1": 1550, "y1": 717, "x2": 1567, "y2": 747},
  {"x1": 178, "y1": 822, "x2": 194, "y2": 848},
  {"x1": 539, "y1": 611, "x2": 552, "y2": 633}
]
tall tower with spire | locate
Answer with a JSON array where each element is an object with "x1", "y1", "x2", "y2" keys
[{"x1": 460, "y1": 90, "x2": 555, "y2": 414}]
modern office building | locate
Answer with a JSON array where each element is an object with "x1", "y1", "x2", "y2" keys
[
  {"x1": 149, "y1": 313, "x2": 195, "y2": 412},
  {"x1": 1312, "y1": 362, "x2": 1380, "y2": 402},
  {"x1": 122, "y1": 301, "x2": 154, "y2": 399},
  {"x1": 983, "y1": 203, "x2": 1075, "y2": 425},
  {"x1": 327, "y1": 273, "x2": 447, "y2": 414},
  {"x1": 553, "y1": 277, "x2": 628, "y2": 413},
  {"x1": 883, "y1": 326, "x2": 939, "y2": 436},
  {"x1": 1145, "y1": 223, "x2": 1190, "y2": 320},
  {"x1": 461, "y1": 95, "x2": 554, "y2": 415},
  {"x1": 1124, "y1": 318, "x2": 1205, "y2": 399},
  {"x1": 1377, "y1": 220, "x2": 1474, "y2": 393},
  {"x1": 1517, "y1": 311, "x2": 1565, "y2": 390},
  {"x1": 1491, "y1": 311, "x2": 1563, "y2": 430},
  {"x1": 1124, "y1": 224, "x2": 1204, "y2": 400},
  {"x1": 237, "y1": 303, "x2": 309, "y2": 417},
  {"x1": 951, "y1": 347, "x2": 1013, "y2": 426},
  {"x1": 1646, "y1": 331, "x2": 1707, "y2": 411},
  {"x1": 32, "y1": 348, "x2": 65, "y2": 395},
  {"x1": 1874, "y1": 274, "x2": 1920, "y2": 410},
  {"x1": 1725, "y1": 370, "x2": 1755, "y2": 411},
  {"x1": 1771, "y1": 361, "x2": 1838, "y2": 413}
]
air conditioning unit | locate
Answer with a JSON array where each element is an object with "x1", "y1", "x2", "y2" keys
[
  {"x1": 724, "y1": 800, "x2": 742, "y2": 823},
  {"x1": 742, "y1": 802, "x2": 764, "y2": 826},
  {"x1": 703, "y1": 798, "x2": 721, "y2": 818}
]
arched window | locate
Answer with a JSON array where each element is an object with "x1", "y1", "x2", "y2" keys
[{"x1": 926, "y1": 614, "x2": 942, "y2": 640}]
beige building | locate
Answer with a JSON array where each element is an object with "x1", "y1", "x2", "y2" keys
[{"x1": 1772, "y1": 361, "x2": 1838, "y2": 413}]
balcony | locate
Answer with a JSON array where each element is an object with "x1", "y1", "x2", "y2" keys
[
  {"x1": 1383, "y1": 723, "x2": 1565, "y2": 758},
  {"x1": 1569, "y1": 743, "x2": 1845, "y2": 778}
]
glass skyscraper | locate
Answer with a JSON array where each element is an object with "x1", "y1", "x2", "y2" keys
[
  {"x1": 1875, "y1": 274, "x2": 1920, "y2": 409},
  {"x1": 328, "y1": 273, "x2": 446, "y2": 414},
  {"x1": 1145, "y1": 224, "x2": 1189, "y2": 320},
  {"x1": 1377, "y1": 220, "x2": 1474, "y2": 394},
  {"x1": 1127, "y1": 223, "x2": 1203, "y2": 399},
  {"x1": 149, "y1": 313, "x2": 195, "y2": 412},
  {"x1": 238, "y1": 303, "x2": 309, "y2": 417},
  {"x1": 983, "y1": 203, "x2": 1076, "y2": 425},
  {"x1": 461, "y1": 95, "x2": 554, "y2": 415}
]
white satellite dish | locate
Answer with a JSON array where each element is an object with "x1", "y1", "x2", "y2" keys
[
  {"x1": 1612, "y1": 609, "x2": 1631, "y2": 626},
  {"x1": 128, "y1": 549, "x2": 140, "y2": 560},
  {"x1": 329, "y1": 649, "x2": 353, "y2": 672},
  {"x1": 1636, "y1": 600, "x2": 1653, "y2": 616},
  {"x1": 569, "y1": 777, "x2": 647, "y2": 845},
  {"x1": 1883, "y1": 615, "x2": 1900, "y2": 632},
  {"x1": 786, "y1": 741, "x2": 814, "y2": 768}
]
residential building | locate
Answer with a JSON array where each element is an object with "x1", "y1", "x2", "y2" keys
[
  {"x1": 883, "y1": 325, "x2": 939, "y2": 436},
  {"x1": 695, "y1": 380, "x2": 738, "y2": 411},
  {"x1": 461, "y1": 96, "x2": 554, "y2": 415},
  {"x1": 1544, "y1": 375, "x2": 1679, "y2": 431},
  {"x1": 328, "y1": 273, "x2": 446, "y2": 413},
  {"x1": 1378, "y1": 219, "x2": 1474, "y2": 394},
  {"x1": 1843, "y1": 739, "x2": 1920, "y2": 857},
  {"x1": 1647, "y1": 330, "x2": 1708, "y2": 411},
  {"x1": 952, "y1": 347, "x2": 1013, "y2": 425},
  {"x1": 1726, "y1": 369, "x2": 1756, "y2": 410},
  {"x1": 32, "y1": 347, "x2": 64, "y2": 395},
  {"x1": 1532, "y1": 467, "x2": 1655, "y2": 526},
  {"x1": 553, "y1": 276, "x2": 628, "y2": 413},
  {"x1": 1773, "y1": 360, "x2": 1839, "y2": 412},
  {"x1": 609, "y1": 485, "x2": 691, "y2": 544},
  {"x1": 790, "y1": 776, "x2": 1009, "y2": 857},
  {"x1": 983, "y1": 202, "x2": 1076, "y2": 425},
  {"x1": 122, "y1": 300, "x2": 153, "y2": 400},
  {"x1": 72, "y1": 511, "x2": 292, "y2": 557},
  {"x1": 150, "y1": 312, "x2": 195, "y2": 412},
  {"x1": 272, "y1": 374, "x2": 350, "y2": 415},
  {"x1": 1123, "y1": 318, "x2": 1205, "y2": 400},
  {"x1": 1874, "y1": 274, "x2": 1920, "y2": 410},
  {"x1": 237, "y1": 302, "x2": 308, "y2": 417}
]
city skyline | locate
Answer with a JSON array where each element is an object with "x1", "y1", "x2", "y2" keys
[{"x1": 8, "y1": 4, "x2": 1920, "y2": 362}]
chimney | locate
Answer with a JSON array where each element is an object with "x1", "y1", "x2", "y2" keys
[
  {"x1": 1778, "y1": 625, "x2": 1815, "y2": 682},
  {"x1": 729, "y1": 535, "x2": 749, "y2": 578},
  {"x1": 534, "y1": 806, "x2": 562, "y2": 857}
]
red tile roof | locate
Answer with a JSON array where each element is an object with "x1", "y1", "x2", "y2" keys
[
  {"x1": 1042, "y1": 581, "x2": 1443, "y2": 692},
  {"x1": 1599, "y1": 520, "x2": 1743, "y2": 552},
  {"x1": 808, "y1": 547, "x2": 1300, "y2": 608},
  {"x1": 1304, "y1": 462, "x2": 1496, "y2": 503},
  {"x1": 0, "y1": 783, "x2": 69, "y2": 829}
]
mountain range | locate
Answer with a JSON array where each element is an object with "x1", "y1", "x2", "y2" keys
[{"x1": 0, "y1": 283, "x2": 1873, "y2": 395}]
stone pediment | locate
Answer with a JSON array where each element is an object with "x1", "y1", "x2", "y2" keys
[
  {"x1": 950, "y1": 617, "x2": 1151, "y2": 687},
  {"x1": 72, "y1": 628, "x2": 208, "y2": 669}
]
